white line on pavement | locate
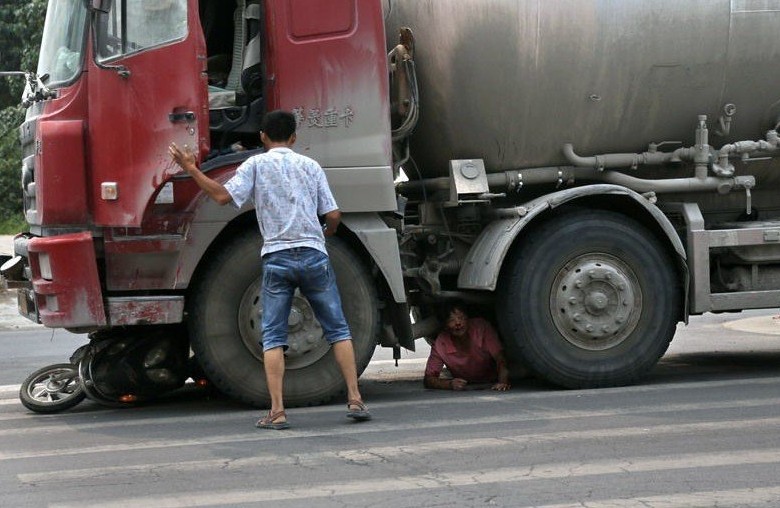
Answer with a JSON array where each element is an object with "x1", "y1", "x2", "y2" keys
[
  {"x1": 16, "y1": 415, "x2": 780, "y2": 485},
  {"x1": 535, "y1": 487, "x2": 780, "y2": 508},
  {"x1": 47, "y1": 449, "x2": 780, "y2": 508},
  {"x1": 4, "y1": 398, "x2": 780, "y2": 461}
]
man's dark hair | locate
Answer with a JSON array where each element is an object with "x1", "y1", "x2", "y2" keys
[
  {"x1": 261, "y1": 110, "x2": 297, "y2": 142},
  {"x1": 438, "y1": 301, "x2": 470, "y2": 322}
]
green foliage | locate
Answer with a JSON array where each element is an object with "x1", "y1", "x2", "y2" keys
[
  {"x1": 0, "y1": 212, "x2": 27, "y2": 234},
  {"x1": 0, "y1": 0, "x2": 46, "y2": 226},
  {"x1": 0, "y1": 107, "x2": 25, "y2": 225},
  {"x1": 1, "y1": 0, "x2": 47, "y2": 106}
]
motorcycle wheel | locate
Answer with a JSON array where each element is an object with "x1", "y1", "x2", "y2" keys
[{"x1": 19, "y1": 363, "x2": 86, "y2": 413}]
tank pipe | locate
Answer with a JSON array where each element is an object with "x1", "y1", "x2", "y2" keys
[
  {"x1": 398, "y1": 165, "x2": 754, "y2": 199},
  {"x1": 500, "y1": 167, "x2": 753, "y2": 194},
  {"x1": 562, "y1": 143, "x2": 694, "y2": 171},
  {"x1": 389, "y1": 28, "x2": 420, "y2": 143},
  {"x1": 391, "y1": 58, "x2": 420, "y2": 142},
  {"x1": 711, "y1": 130, "x2": 780, "y2": 177},
  {"x1": 396, "y1": 168, "x2": 576, "y2": 194},
  {"x1": 563, "y1": 115, "x2": 713, "y2": 173},
  {"x1": 397, "y1": 177, "x2": 449, "y2": 194},
  {"x1": 491, "y1": 175, "x2": 755, "y2": 220},
  {"x1": 565, "y1": 121, "x2": 780, "y2": 180},
  {"x1": 577, "y1": 170, "x2": 754, "y2": 194}
]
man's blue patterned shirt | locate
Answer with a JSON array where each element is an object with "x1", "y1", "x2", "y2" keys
[{"x1": 224, "y1": 147, "x2": 338, "y2": 257}]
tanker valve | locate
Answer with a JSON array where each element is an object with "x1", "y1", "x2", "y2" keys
[
  {"x1": 741, "y1": 153, "x2": 772, "y2": 163},
  {"x1": 740, "y1": 177, "x2": 754, "y2": 216},
  {"x1": 715, "y1": 103, "x2": 737, "y2": 137},
  {"x1": 648, "y1": 141, "x2": 683, "y2": 156}
]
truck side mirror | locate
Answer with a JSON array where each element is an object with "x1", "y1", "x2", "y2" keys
[{"x1": 90, "y1": 0, "x2": 113, "y2": 13}]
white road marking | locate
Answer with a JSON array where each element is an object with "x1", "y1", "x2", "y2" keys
[
  {"x1": 3, "y1": 390, "x2": 780, "y2": 434},
  {"x1": 47, "y1": 449, "x2": 780, "y2": 508},
  {"x1": 15, "y1": 415, "x2": 780, "y2": 485},
  {"x1": 535, "y1": 487, "x2": 780, "y2": 508},
  {"x1": 7, "y1": 410, "x2": 780, "y2": 465}
]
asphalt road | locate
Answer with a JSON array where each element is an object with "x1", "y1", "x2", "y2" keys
[{"x1": 3, "y1": 306, "x2": 780, "y2": 507}]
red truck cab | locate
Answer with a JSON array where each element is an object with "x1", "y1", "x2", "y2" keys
[
  {"x1": 7, "y1": 0, "x2": 405, "y2": 408},
  {"x1": 13, "y1": 0, "x2": 394, "y2": 329}
]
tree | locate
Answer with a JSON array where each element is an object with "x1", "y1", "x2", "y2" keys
[
  {"x1": 0, "y1": 0, "x2": 46, "y2": 106},
  {"x1": 0, "y1": 0, "x2": 46, "y2": 229}
]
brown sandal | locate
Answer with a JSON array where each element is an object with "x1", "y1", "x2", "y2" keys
[
  {"x1": 255, "y1": 410, "x2": 290, "y2": 430},
  {"x1": 346, "y1": 400, "x2": 371, "y2": 421}
]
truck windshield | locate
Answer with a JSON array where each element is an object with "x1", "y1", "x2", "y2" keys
[{"x1": 37, "y1": 0, "x2": 89, "y2": 86}]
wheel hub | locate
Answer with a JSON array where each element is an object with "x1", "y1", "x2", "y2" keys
[
  {"x1": 45, "y1": 378, "x2": 68, "y2": 393},
  {"x1": 551, "y1": 254, "x2": 642, "y2": 351},
  {"x1": 237, "y1": 277, "x2": 330, "y2": 369}
]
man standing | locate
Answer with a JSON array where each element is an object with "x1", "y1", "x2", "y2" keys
[
  {"x1": 170, "y1": 110, "x2": 371, "y2": 429},
  {"x1": 424, "y1": 303, "x2": 511, "y2": 391}
]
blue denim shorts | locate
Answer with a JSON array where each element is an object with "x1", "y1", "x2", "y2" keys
[{"x1": 260, "y1": 247, "x2": 351, "y2": 351}]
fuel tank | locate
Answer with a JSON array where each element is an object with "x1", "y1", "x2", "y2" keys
[{"x1": 384, "y1": 0, "x2": 780, "y2": 177}]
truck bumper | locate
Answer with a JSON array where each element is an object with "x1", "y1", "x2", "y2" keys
[
  {"x1": 3, "y1": 232, "x2": 187, "y2": 329},
  {"x1": 26, "y1": 231, "x2": 107, "y2": 328}
]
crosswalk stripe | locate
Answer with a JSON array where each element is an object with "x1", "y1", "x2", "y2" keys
[
  {"x1": 47, "y1": 448, "x2": 780, "y2": 508},
  {"x1": 535, "y1": 486, "x2": 780, "y2": 508},
  {"x1": 3, "y1": 393, "x2": 780, "y2": 438},
  {"x1": 15, "y1": 416, "x2": 780, "y2": 484},
  {"x1": 7, "y1": 412, "x2": 780, "y2": 465}
]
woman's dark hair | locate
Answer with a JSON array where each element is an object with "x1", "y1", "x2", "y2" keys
[{"x1": 261, "y1": 110, "x2": 297, "y2": 142}]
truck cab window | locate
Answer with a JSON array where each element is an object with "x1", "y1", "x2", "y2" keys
[
  {"x1": 201, "y1": 0, "x2": 266, "y2": 155},
  {"x1": 37, "y1": 0, "x2": 89, "y2": 86},
  {"x1": 96, "y1": 0, "x2": 188, "y2": 62}
]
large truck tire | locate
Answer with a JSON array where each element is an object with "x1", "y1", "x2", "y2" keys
[
  {"x1": 497, "y1": 210, "x2": 680, "y2": 388},
  {"x1": 188, "y1": 231, "x2": 378, "y2": 408}
]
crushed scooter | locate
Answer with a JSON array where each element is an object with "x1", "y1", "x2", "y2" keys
[{"x1": 19, "y1": 325, "x2": 204, "y2": 413}]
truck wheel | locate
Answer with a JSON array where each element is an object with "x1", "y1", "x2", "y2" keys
[
  {"x1": 497, "y1": 210, "x2": 680, "y2": 388},
  {"x1": 189, "y1": 231, "x2": 378, "y2": 407}
]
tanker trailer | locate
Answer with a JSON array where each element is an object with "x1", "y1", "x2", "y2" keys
[{"x1": 385, "y1": 0, "x2": 780, "y2": 387}]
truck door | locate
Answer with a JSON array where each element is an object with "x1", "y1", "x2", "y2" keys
[
  {"x1": 87, "y1": 0, "x2": 208, "y2": 227},
  {"x1": 264, "y1": 0, "x2": 392, "y2": 171}
]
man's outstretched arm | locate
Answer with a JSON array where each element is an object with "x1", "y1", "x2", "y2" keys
[{"x1": 169, "y1": 143, "x2": 232, "y2": 205}]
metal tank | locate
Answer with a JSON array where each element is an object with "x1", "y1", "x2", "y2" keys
[{"x1": 384, "y1": 0, "x2": 780, "y2": 177}]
